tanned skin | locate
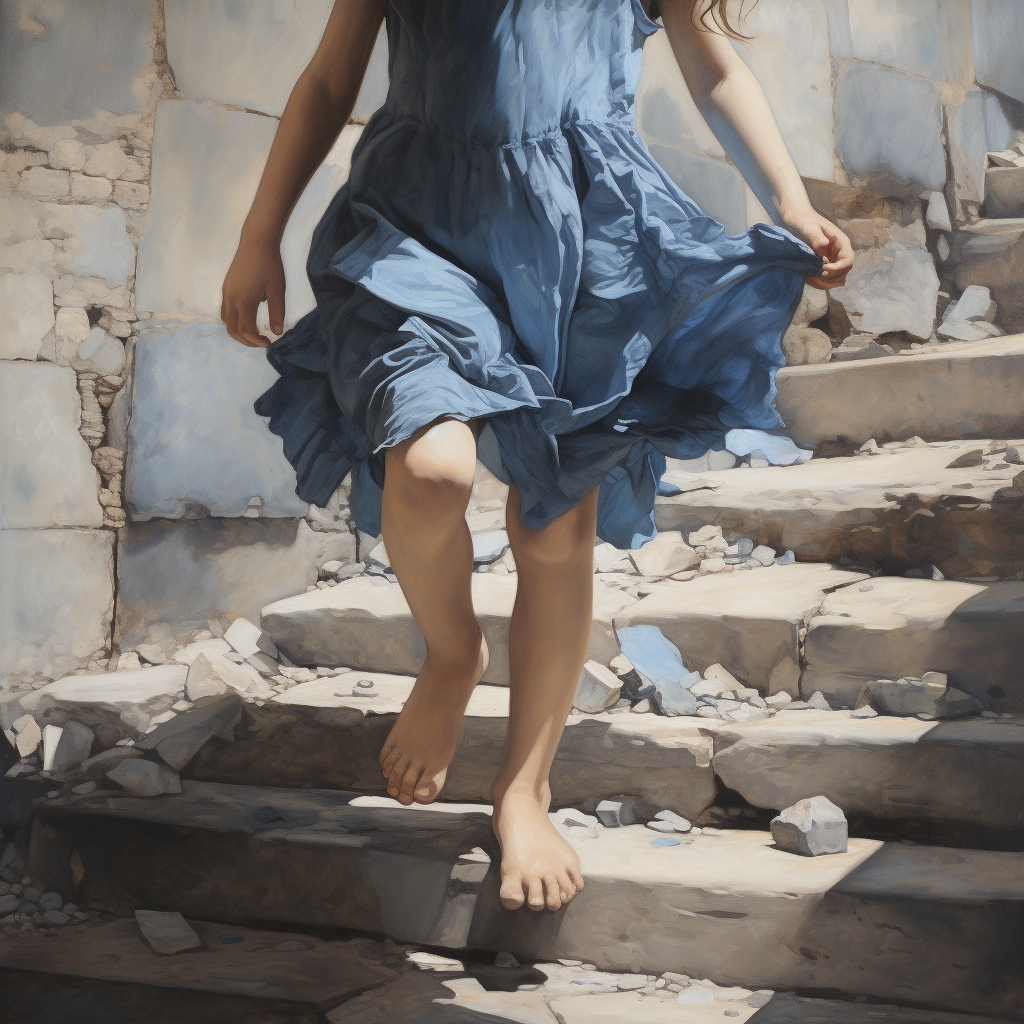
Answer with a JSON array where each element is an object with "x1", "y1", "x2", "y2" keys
[{"x1": 222, "y1": 0, "x2": 853, "y2": 913}]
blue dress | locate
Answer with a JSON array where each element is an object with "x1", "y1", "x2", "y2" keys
[{"x1": 254, "y1": 0, "x2": 824, "y2": 549}]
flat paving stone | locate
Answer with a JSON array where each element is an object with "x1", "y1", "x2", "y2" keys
[
  {"x1": 713, "y1": 711, "x2": 1024, "y2": 832},
  {"x1": 261, "y1": 574, "x2": 636, "y2": 686},
  {"x1": 27, "y1": 781, "x2": 1024, "y2": 1019},
  {"x1": 0, "y1": 916, "x2": 397, "y2": 1014},
  {"x1": 801, "y1": 576, "x2": 1024, "y2": 712},
  {"x1": 612, "y1": 564, "x2": 865, "y2": 696},
  {"x1": 186, "y1": 678, "x2": 716, "y2": 821},
  {"x1": 654, "y1": 441, "x2": 1024, "y2": 578},
  {"x1": 775, "y1": 336, "x2": 1024, "y2": 448}
]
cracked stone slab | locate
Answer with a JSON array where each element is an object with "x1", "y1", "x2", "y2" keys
[
  {"x1": 116, "y1": 516, "x2": 355, "y2": 649},
  {"x1": 654, "y1": 441, "x2": 1024, "y2": 578},
  {"x1": 801, "y1": 576, "x2": 1024, "y2": 712},
  {"x1": 1, "y1": 362, "x2": 103, "y2": 529},
  {"x1": 186, "y1": 678, "x2": 716, "y2": 821},
  {"x1": 136, "y1": 100, "x2": 362, "y2": 325},
  {"x1": 612, "y1": 564, "x2": 866, "y2": 696},
  {"x1": 0, "y1": 529, "x2": 114, "y2": 682},
  {"x1": 20, "y1": 666, "x2": 188, "y2": 746},
  {"x1": 0, "y1": 917, "x2": 397, "y2": 1015},
  {"x1": 713, "y1": 710, "x2": 1024, "y2": 832},
  {"x1": 261, "y1": 574, "x2": 637, "y2": 687},
  {"x1": 775, "y1": 336, "x2": 1024, "y2": 449},
  {"x1": 28, "y1": 781, "x2": 1024, "y2": 1019}
]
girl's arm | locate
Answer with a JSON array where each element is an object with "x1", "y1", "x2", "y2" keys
[
  {"x1": 223, "y1": 0, "x2": 387, "y2": 347},
  {"x1": 655, "y1": 0, "x2": 853, "y2": 290}
]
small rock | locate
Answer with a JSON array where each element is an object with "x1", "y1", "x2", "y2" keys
[
  {"x1": 106, "y1": 759, "x2": 181, "y2": 797},
  {"x1": 596, "y1": 796, "x2": 639, "y2": 828},
  {"x1": 49, "y1": 721, "x2": 95, "y2": 773},
  {"x1": 472, "y1": 530, "x2": 511, "y2": 566},
  {"x1": 857, "y1": 675, "x2": 982, "y2": 719},
  {"x1": 805, "y1": 691, "x2": 832, "y2": 711},
  {"x1": 43, "y1": 909, "x2": 70, "y2": 926},
  {"x1": 750, "y1": 545, "x2": 776, "y2": 566},
  {"x1": 38, "y1": 892, "x2": 63, "y2": 912},
  {"x1": 629, "y1": 531, "x2": 701, "y2": 576},
  {"x1": 71, "y1": 781, "x2": 97, "y2": 795},
  {"x1": 646, "y1": 819, "x2": 677, "y2": 833},
  {"x1": 1005, "y1": 446, "x2": 1023, "y2": 465},
  {"x1": 135, "y1": 909, "x2": 201, "y2": 955},
  {"x1": 116, "y1": 652, "x2": 143, "y2": 672},
  {"x1": 135, "y1": 694, "x2": 243, "y2": 770},
  {"x1": 771, "y1": 796, "x2": 848, "y2": 856},
  {"x1": 224, "y1": 617, "x2": 278, "y2": 660},
  {"x1": 11, "y1": 716, "x2": 41, "y2": 759},
  {"x1": 573, "y1": 661, "x2": 622, "y2": 714},
  {"x1": 850, "y1": 705, "x2": 878, "y2": 719},
  {"x1": 735, "y1": 687, "x2": 760, "y2": 701},
  {"x1": 616, "y1": 975, "x2": 647, "y2": 991},
  {"x1": 703, "y1": 663, "x2": 742, "y2": 692},
  {"x1": 947, "y1": 448, "x2": 985, "y2": 469},
  {"x1": 0, "y1": 894, "x2": 20, "y2": 915},
  {"x1": 630, "y1": 699, "x2": 652, "y2": 714},
  {"x1": 136, "y1": 644, "x2": 168, "y2": 666},
  {"x1": 654, "y1": 809, "x2": 691, "y2": 832},
  {"x1": 776, "y1": 550, "x2": 796, "y2": 565},
  {"x1": 943, "y1": 284, "x2": 992, "y2": 323},
  {"x1": 494, "y1": 951, "x2": 520, "y2": 968}
]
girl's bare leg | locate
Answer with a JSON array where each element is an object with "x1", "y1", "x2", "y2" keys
[
  {"x1": 491, "y1": 482, "x2": 597, "y2": 911},
  {"x1": 378, "y1": 416, "x2": 489, "y2": 805}
]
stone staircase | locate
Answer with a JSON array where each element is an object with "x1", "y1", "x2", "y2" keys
[{"x1": 6, "y1": 333, "x2": 1024, "y2": 1022}]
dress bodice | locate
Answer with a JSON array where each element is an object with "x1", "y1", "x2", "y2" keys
[{"x1": 381, "y1": 0, "x2": 660, "y2": 147}]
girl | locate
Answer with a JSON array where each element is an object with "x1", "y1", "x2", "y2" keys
[{"x1": 221, "y1": 0, "x2": 853, "y2": 915}]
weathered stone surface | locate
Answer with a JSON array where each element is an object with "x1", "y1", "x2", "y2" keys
[
  {"x1": 0, "y1": 917, "x2": 398, "y2": 1015},
  {"x1": 21, "y1": 666, "x2": 187, "y2": 744},
  {"x1": 856, "y1": 674, "x2": 983, "y2": 720},
  {"x1": 184, "y1": 652, "x2": 270, "y2": 701},
  {"x1": 1, "y1": 362, "x2": 103, "y2": 529},
  {"x1": 133, "y1": 909, "x2": 201, "y2": 955},
  {"x1": 0, "y1": 271, "x2": 53, "y2": 360},
  {"x1": 261, "y1": 574, "x2": 636, "y2": 687},
  {"x1": 715, "y1": 712, "x2": 1024, "y2": 830},
  {"x1": 126, "y1": 320, "x2": 310, "y2": 520},
  {"x1": 136, "y1": 100, "x2": 362, "y2": 324},
  {"x1": 106, "y1": 759, "x2": 181, "y2": 797},
  {"x1": 47, "y1": 720, "x2": 95, "y2": 774},
  {"x1": 782, "y1": 326, "x2": 831, "y2": 366},
  {"x1": 985, "y1": 167, "x2": 1024, "y2": 219},
  {"x1": 628, "y1": 531, "x2": 700, "y2": 576},
  {"x1": 951, "y1": 219, "x2": 1024, "y2": 331},
  {"x1": 39, "y1": 202, "x2": 134, "y2": 292},
  {"x1": 827, "y1": 222, "x2": 939, "y2": 340},
  {"x1": 136, "y1": 694, "x2": 243, "y2": 770},
  {"x1": 117, "y1": 517, "x2": 355, "y2": 649},
  {"x1": 0, "y1": 529, "x2": 114, "y2": 682},
  {"x1": 802, "y1": 577, "x2": 1024, "y2": 712},
  {"x1": 834, "y1": 63, "x2": 946, "y2": 197},
  {"x1": 973, "y1": 0, "x2": 1024, "y2": 105},
  {"x1": 947, "y1": 88, "x2": 988, "y2": 206},
  {"x1": 186, "y1": 678, "x2": 716, "y2": 820},
  {"x1": 776, "y1": 336, "x2": 1024, "y2": 447},
  {"x1": 655, "y1": 442, "x2": 1024, "y2": 579},
  {"x1": 614, "y1": 565, "x2": 865, "y2": 697},
  {"x1": 573, "y1": 661, "x2": 622, "y2": 715},
  {"x1": 0, "y1": 0, "x2": 154, "y2": 126},
  {"x1": 164, "y1": 2, "x2": 389, "y2": 120},
  {"x1": 771, "y1": 796, "x2": 848, "y2": 857},
  {"x1": 645, "y1": 145, "x2": 747, "y2": 234},
  {"x1": 29, "y1": 782, "x2": 1024, "y2": 1018},
  {"x1": 827, "y1": 0, "x2": 945, "y2": 80}
]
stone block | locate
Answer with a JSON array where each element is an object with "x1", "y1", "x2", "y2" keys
[
  {"x1": 985, "y1": 167, "x2": 1024, "y2": 219},
  {"x1": 572, "y1": 661, "x2": 621, "y2": 715},
  {"x1": 782, "y1": 326, "x2": 831, "y2": 366},
  {"x1": 136, "y1": 100, "x2": 362, "y2": 324},
  {"x1": 770, "y1": 796, "x2": 848, "y2": 856},
  {"x1": 0, "y1": 529, "x2": 114, "y2": 683},
  {"x1": 164, "y1": 2, "x2": 388, "y2": 120},
  {"x1": 116, "y1": 516, "x2": 355, "y2": 649},
  {"x1": 106, "y1": 759, "x2": 182, "y2": 797},
  {"x1": 828, "y1": 0, "x2": 945, "y2": 80},
  {"x1": 826, "y1": 223, "x2": 940, "y2": 340},
  {"x1": 946, "y1": 88, "x2": 988, "y2": 206},
  {"x1": 1, "y1": 362, "x2": 102, "y2": 529},
  {"x1": 0, "y1": 0, "x2": 154, "y2": 127},
  {"x1": 125, "y1": 320, "x2": 310, "y2": 520},
  {"x1": 39, "y1": 203, "x2": 134, "y2": 291},
  {"x1": 834, "y1": 63, "x2": 946, "y2": 197},
  {"x1": 973, "y1": 0, "x2": 1024, "y2": 105},
  {"x1": 136, "y1": 693, "x2": 243, "y2": 770},
  {"x1": 728, "y1": 0, "x2": 835, "y2": 181},
  {"x1": 982, "y1": 89, "x2": 1018, "y2": 153},
  {"x1": 0, "y1": 271, "x2": 53, "y2": 360},
  {"x1": 952, "y1": 219, "x2": 1024, "y2": 331},
  {"x1": 645, "y1": 145, "x2": 748, "y2": 235}
]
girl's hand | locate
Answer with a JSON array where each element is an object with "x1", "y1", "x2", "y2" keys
[
  {"x1": 778, "y1": 204, "x2": 854, "y2": 290},
  {"x1": 221, "y1": 237, "x2": 286, "y2": 348}
]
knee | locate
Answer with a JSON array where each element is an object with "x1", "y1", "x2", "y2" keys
[
  {"x1": 511, "y1": 508, "x2": 595, "y2": 569},
  {"x1": 385, "y1": 423, "x2": 476, "y2": 520}
]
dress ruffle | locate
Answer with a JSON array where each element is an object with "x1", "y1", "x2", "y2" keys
[{"x1": 255, "y1": 1, "x2": 824, "y2": 549}]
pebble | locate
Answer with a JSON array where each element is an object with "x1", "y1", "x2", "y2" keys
[
  {"x1": 776, "y1": 550, "x2": 796, "y2": 565},
  {"x1": 596, "y1": 797, "x2": 638, "y2": 827},
  {"x1": 630, "y1": 699, "x2": 651, "y2": 714},
  {"x1": 654, "y1": 809, "x2": 692, "y2": 832},
  {"x1": 38, "y1": 892, "x2": 63, "y2": 911},
  {"x1": 494, "y1": 951, "x2": 520, "y2": 968},
  {"x1": 771, "y1": 795, "x2": 848, "y2": 856},
  {"x1": 616, "y1": 975, "x2": 647, "y2": 990}
]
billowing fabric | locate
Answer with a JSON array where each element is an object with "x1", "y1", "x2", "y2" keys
[{"x1": 255, "y1": 0, "x2": 824, "y2": 549}]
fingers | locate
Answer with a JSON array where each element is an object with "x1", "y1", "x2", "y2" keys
[
  {"x1": 267, "y1": 281, "x2": 286, "y2": 336},
  {"x1": 816, "y1": 223, "x2": 854, "y2": 283}
]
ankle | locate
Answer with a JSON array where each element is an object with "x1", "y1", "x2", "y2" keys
[
  {"x1": 492, "y1": 776, "x2": 551, "y2": 810},
  {"x1": 424, "y1": 630, "x2": 487, "y2": 677}
]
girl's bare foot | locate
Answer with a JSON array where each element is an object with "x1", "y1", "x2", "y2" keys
[
  {"x1": 492, "y1": 784, "x2": 586, "y2": 912},
  {"x1": 379, "y1": 634, "x2": 489, "y2": 805}
]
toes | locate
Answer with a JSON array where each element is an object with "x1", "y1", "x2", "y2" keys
[
  {"x1": 378, "y1": 736, "x2": 396, "y2": 768},
  {"x1": 380, "y1": 746, "x2": 402, "y2": 779},
  {"x1": 396, "y1": 762, "x2": 425, "y2": 805},
  {"x1": 543, "y1": 873, "x2": 562, "y2": 912},
  {"x1": 413, "y1": 768, "x2": 446, "y2": 804},
  {"x1": 556, "y1": 870, "x2": 576, "y2": 904},
  {"x1": 386, "y1": 756, "x2": 411, "y2": 799},
  {"x1": 500, "y1": 874, "x2": 526, "y2": 911},
  {"x1": 568, "y1": 864, "x2": 585, "y2": 892},
  {"x1": 526, "y1": 876, "x2": 546, "y2": 912}
]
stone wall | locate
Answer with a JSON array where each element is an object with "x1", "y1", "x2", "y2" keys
[{"x1": 2, "y1": 0, "x2": 1022, "y2": 692}]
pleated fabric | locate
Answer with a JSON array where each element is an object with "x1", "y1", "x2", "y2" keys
[{"x1": 255, "y1": 0, "x2": 824, "y2": 549}]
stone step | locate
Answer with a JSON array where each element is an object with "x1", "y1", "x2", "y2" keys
[
  {"x1": 951, "y1": 218, "x2": 1024, "y2": 330},
  {"x1": 0, "y1": 917, "x2": 397, "y2": 1023},
  {"x1": 25, "y1": 781, "x2": 1024, "y2": 1020},
  {"x1": 655, "y1": 440, "x2": 1024, "y2": 579},
  {"x1": 260, "y1": 563, "x2": 1024, "y2": 713},
  {"x1": 774, "y1": 335, "x2": 1024, "y2": 449}
]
